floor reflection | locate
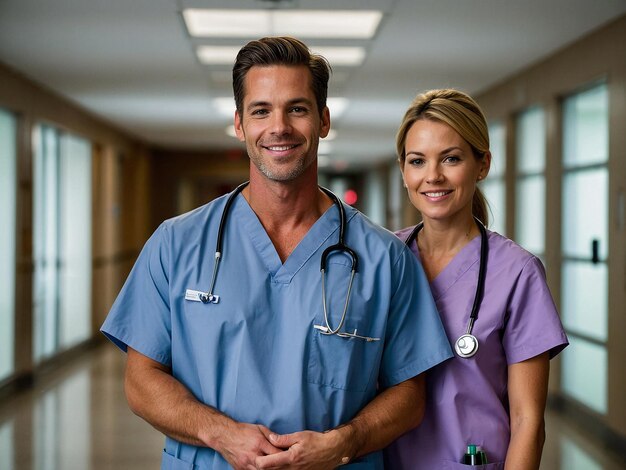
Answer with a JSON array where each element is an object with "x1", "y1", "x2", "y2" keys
[{"x1": 0, "y1": 344, "x2": 624, "y2": 469}]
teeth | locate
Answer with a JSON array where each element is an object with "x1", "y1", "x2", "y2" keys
[
  {"x1": 268, "y1": 145, "x2": 295, "y2": 151},
  {"x1": 425, "y1": 191, "x2": 449, "y2": 197}
]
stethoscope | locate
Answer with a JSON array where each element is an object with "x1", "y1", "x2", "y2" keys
[
  {"x1": 199, "y1": 181, "x2": 379, "y2": 342},
  {"x1": 404, "y1": 217, "x2": 488, "y2": 358}
]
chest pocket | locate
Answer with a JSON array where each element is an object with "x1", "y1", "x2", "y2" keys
[{"x1": 305, "y1": 259, "x2": 383, "y2": 392}]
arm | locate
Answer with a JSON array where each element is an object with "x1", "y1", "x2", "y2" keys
[
  {"x1": 125, "y1": 347, "x2": 281, "y2": 469},
  {"x1": 504, "y1": 352, "x2": 550, "y2": 470},
  {"x1": 255, "y1": 374, "x2": 425, "y2": 469}
]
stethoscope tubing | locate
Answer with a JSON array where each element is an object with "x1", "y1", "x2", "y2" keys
[{"x1": 404, "y1": 217, "x2": 488, "y2": 357}]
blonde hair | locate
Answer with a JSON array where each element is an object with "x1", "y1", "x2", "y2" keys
[{"x1": 396, "y1": 88, "x2": 490, "y2": 226}]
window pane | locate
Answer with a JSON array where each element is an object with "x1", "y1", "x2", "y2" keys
[
  {"x1": 562, "y1": 168, "x2": 608, "y2": 259},
  {"x1": 515, "y1": 175, "x2": 545, "y2": 255},
  {"x1": 516, "y1": 107, "x2": 545, "y2": 174},
  {"x1": 560, "y1": 437, "x2": 602, "y2": 470},
  {"x1": 33, "y1": 126, "x2": 92, "y2": 361},
  {"x1": 0, "y1": 109, "x2": 17, "y2": 381},
  {"x1": 562, "y1": 260, "x2": 607, "y2": 342},
  {"x1": 59, "y1": 134, "x2": 92, "y2": 349},
  {"x1": 481, "y1": 179, "x2": 505, "y2": 235},
  {"x1": 488, "y1": 121, "x2": 506, "y2": 177},
  {"x1": 563, "y1": 84, "x2": 608, "y2": 168},
  {"x1": 562, "y1": 336, "x2": 607, "y2": 413}
]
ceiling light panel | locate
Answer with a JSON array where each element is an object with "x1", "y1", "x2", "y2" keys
[
  {"x1": 183, "y1": 9, "x2": 382, "y2": 39},
  {"x1": 197, "y1": 45, "x2": 365, "y2": 66}
]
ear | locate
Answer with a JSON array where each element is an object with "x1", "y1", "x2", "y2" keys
[
  {"x1": 234, "y1": 111, "x2": 245, "y2": 142},
  {"x1": 319, "y1": 106, "x2": 331, "y2": 138},
  {"x1": 478, "y1": 151, "x2": 492, "y2": 180}
]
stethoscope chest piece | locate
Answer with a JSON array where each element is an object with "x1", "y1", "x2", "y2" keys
[{"x1": 455, "y1": 333, "x2": 479, "y2": 358}]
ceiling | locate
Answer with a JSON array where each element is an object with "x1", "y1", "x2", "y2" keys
[{"x1": 1, "y1": 0, "x2": 625, "y2": 171}]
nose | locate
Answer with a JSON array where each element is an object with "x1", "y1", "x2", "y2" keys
[
  {"x1": 270, "y1": 111, "x2": 292, "y2": 135},
  {"x1": 425, "y1": 163, "x2": 444, "y2": 184}
]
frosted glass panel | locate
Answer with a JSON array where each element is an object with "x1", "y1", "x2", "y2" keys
[
  {"x1": 481, "y1": 180, "x2": 505, "y2": 235},
  {"x1": 562, "y1": 336, "x2": 607, "y2": 413},
  {"x1": 515, "y1": 176, "x2": 545, "y2": 255},
  {"x1": 560, "y1": 437, "x2": 602, "y2": 470},
  {"x1": 0, "y1": 420, "x2": 13, "y2": 470},
  {"x1": 488, "y1": 121, "x2": 506, "y2": 177},
  {"x1": 34, "y1": 126, "x2": 92, "y2": 362},
  {"x1": 562, "y1": 169, "x2": 608, "y2": 259},
  {"x1": 563, "y1": 85, "x2": 608, "y2": 168},
  {"x1": 59, "y1": 135, "x2": 92, "y2": 349},
  {"x1": 562, "y1": 261, "x2": 607, "y2": 341},
  {"x1": 516, "y1": 107, "x2": 545, "y2": 173},
  {"x1": 0, "y1": 109, "x2": 17, "y2": 381}
]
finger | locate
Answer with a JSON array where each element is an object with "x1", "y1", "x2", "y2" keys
[
  {"x1": 255, "y1": 451, "x2": 292, "y2": 469},
  {"x1": 268, "y1": 432, "x2": 299, "y2": 449}
]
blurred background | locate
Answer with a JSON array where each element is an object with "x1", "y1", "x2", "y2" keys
[{"x1": 1, "y1": 0, "x2": 626, "y2": 468}]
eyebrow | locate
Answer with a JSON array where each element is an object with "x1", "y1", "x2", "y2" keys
[
  {"x1": 246, "y1": 97, "x2": 314, "y2": 112},
  {"x1": 406, "y1": 146, "x2": 464, "y2": 156}
]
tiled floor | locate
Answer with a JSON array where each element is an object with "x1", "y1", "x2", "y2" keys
[{"x1": 0, "y1": 344, "x2": 624, "y2": 469}]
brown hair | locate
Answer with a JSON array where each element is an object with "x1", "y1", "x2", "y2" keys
[
  {"x1": 396, "y1": 88, "x2": 490, "y2": 226},
  {"x1": 232, "y1": 36, "x2": 330, "y2": 118}
]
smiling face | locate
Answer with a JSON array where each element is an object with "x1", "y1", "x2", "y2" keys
[
  {"x1": 234, "y1": 65, "x2": 330, "y2": 184},
  {"x1": 402, "y1": 119, "x2": 490, "y2": 225}
]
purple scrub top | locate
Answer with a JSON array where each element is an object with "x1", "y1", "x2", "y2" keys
[{"x1": 385, "y1": 229, "x2": 568, "y2": 469}]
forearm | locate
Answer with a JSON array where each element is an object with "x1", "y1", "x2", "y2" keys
[
  {"x1": 125, "y1": 357, "x2": 232, "y2": 448},
  {"x1": 504, "y1": 416, "x2": 545, "y2": 470},
  {"x1": 334, "y1": 375, "x2": 425, "y2": 461}
]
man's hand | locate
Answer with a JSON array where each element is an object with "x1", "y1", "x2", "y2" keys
[
  {"x1": 217, "y1": 423, "x2": 283, "y2": 470},
  {"x1": 254, "y1": 428, "x2": 354, "y2": 469}
]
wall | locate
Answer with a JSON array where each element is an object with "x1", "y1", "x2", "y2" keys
[
  {"x1": 0, "y1": 62, "x2": 152, "y2": 383},
  {"x1": 475, "y1": 14, "x2": 626, "y2": 442}
]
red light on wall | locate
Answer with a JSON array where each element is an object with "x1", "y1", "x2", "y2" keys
[{"x1": 344, "y1": 189, "x2": 358, "y2": 205}]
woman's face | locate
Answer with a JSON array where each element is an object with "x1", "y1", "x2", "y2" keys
[{"x1": 401, "y1": 119, "x2": 489, "y2": 225}]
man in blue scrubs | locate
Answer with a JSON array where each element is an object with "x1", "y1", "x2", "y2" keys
[{"x1": 101, "y1": 36, "x2": 452, "y2": 469}]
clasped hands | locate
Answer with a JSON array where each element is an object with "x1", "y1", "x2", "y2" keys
[{"x1": 220, "y1": 422, "x2": 354, "y2": 470}]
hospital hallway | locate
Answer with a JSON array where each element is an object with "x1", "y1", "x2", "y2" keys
[{"x1": 0, "y1": 344, "x2": 623, "y2": 470}]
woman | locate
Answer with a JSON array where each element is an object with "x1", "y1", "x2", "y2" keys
[{"x1": 384, "y1": 89, "x2": 568, "y2": 469}]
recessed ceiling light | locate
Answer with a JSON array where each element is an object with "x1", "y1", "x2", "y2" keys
[
  {"x1": 312, "y1": 47, "x2": 365, "y2": 66},
  {"x1": 197, "y1": 45, "x2": 365, "y2": 66},
  {"x1": 196, "y1": 46, "x2": 242, "y2": 65},
  {"x1": 183, "y1": 9, "x2": 382, "y2": 39}
]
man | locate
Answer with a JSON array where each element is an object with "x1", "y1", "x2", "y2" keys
[{"x1": 101, "y1": 36, "x2": 452, "y2": 469}]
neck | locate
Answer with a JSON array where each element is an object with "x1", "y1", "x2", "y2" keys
[
  {"x1": 242, "y1": 173, "x2": 333, "y2": 262},
  {"x1": 418, "y1": 213, "x2": 480, "y2": 257}
]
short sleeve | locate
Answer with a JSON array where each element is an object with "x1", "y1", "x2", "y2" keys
[
  {"x1": 378, "y1": 246, "x2": 453, "y2": 388},
  {"x1": 503, "y1": 256, "x2": 568, "y2": 364},
  {"x1": 100, "y1": 223, "x2": 173, "y2": 366}
]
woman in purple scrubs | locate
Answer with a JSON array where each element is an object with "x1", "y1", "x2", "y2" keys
[{"x1": 385, "y1": 89, "x2": 568, "y2": 469}]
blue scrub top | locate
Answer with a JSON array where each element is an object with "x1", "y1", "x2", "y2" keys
[{"x1": 102, "y1": 190, "x2": 452, "y2": 469}]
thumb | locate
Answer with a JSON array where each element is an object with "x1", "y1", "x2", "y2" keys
[{"x1": 268, "y1": 432, "x2": 298, "y2": 449}]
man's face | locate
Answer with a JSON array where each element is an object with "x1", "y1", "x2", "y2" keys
[{"x1": 234, "y1": 65, "x2": 330, "y2": 183}]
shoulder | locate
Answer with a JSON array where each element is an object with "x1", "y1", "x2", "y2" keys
[
  {"x1": 486, "y1": 230, "x2": 546, "y2": 277},
  {"x1": 345, "y1": 205, "x2": 410, "y2": 257}
]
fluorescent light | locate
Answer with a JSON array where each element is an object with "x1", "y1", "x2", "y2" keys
[
  {"x1": 183, "y1": 9, "x2": 270, "y2": 37},
  {"x1": 197, "y1": 45, "x2": 241, "y2": 65},
  {"x1": 275, "y1": 11, "x2": 382, "y2": 39},
  {"x1": 197, "y1": 45, "x2": 364, "y2": 66},
  {"x1": 312, "y1": 47, "x2": 365, "y2": 66},
  {"x1": 183, "y1": 9, "x2": 382, "y2": 39}
]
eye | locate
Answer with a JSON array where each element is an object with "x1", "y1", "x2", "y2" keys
[
  {"x1": 251, "y1": 108, "x2": 269, "y2": 117},
  {"x1": 290, "y1": 106, "x2": 308, "y2": 114},
  {"x1": 443, "y1": 155, "x2": 461, "y2": 164},
  {"x1": 407, "y1": 157, "x2": 425, "y2": 166}
]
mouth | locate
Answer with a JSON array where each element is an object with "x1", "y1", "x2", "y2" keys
[
  {"x1": 263, "y1": 143, "x2": 300, "y2": 152},
  {"x1": 423, "y1": 190, "x2": 452, "y2": 198}
]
